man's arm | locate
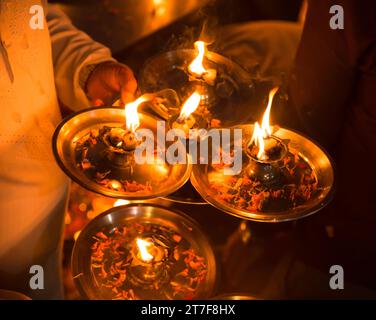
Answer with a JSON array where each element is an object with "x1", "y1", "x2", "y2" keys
[{"x1": 47, "y1": 4, "x2": 136, "y2": 111}]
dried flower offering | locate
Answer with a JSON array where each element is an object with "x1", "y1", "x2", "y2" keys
[
  {"x1": 89, "y1": 221, "x2": 208, "y2": 300},
  {"x1": 74, "y1": 127, "x2": 164, "y2": 194},
  {"x1": 209, "y1": 146, "x2": 319, "y2": 212}
]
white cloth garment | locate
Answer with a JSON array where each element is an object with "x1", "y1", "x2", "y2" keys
[{"x1": 0, "y1": 0, "x2": 114, "y2": 298}]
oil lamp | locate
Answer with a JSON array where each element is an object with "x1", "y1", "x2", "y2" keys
[
  {"x1": 101, "y1": 95, "x2": 148, "y2": 167},
  {"x1": 191, "y1": 88, "x2": 335, "y2": 222},
  {"x1": 244, "y1": 87, "x2": 288, "y2": 184},
  {"x1": 52, "y1": 91, "x2": 191, "y2": 200},
  {"x1": 128, "y1": 238, "x2": 169, "y2": 287},
  {"x1": 164, "y1": 91, "x2": 209, "y2": 205},
  {"x1": 72, "y1": 204, "x2": 217, "y2": 300}
]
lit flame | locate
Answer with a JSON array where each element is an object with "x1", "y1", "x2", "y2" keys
[
  {"x1": 125, "y1": 95, "x2": 150, "y2": 132},
  {"x1": 188, "y1": 41, "x2": 207, "y2": 76},
  {"x1": 251, "y1": 122, "x2": 265, "y2": 159},
  {"x1": 251, "y1": 87, "x2": 279, "y2": 159},
  {"x1": 136, "y1": 238, "x2": 154, "y2": 262},
  {"x1": 178, "y1": 91, "x2": 201, "y2": 121}
]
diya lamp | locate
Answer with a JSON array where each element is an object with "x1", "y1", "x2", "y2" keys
[
  {"x1": 162, "y1": 91, "x2": 213, "y2": 206},
  {"x1": 72, "y1": 204, "x2": 217, "y2": 300},
  {"x1": 245, "y1": 87, "x2": 288, "y2": 184},
  {"x1": 101, "y1": 95, "x2": 148, "y2": 168},
  {"x1": 128, "y1": 237, "x2": 169, "y2": 287}
]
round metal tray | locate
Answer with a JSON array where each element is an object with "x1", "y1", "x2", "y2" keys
[
  {"x1": 53, "y1": 107, "x2": 191, "y2": 200},
  {"x1": 72, "y1": 204, "x2": 217, "y2": 300},
  {"x1": 191, "y1": 125, "x2": 335, "y2": 222}
]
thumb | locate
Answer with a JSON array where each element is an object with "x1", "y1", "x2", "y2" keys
[{"x1": 121, "y1": 91, "x2": 135, "y2": 104}]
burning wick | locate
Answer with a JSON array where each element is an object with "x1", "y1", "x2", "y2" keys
[
  {"x1": 131, "y1": 237, "x2": 167, "y2": 285},
  {"x1": 136, "y1": 238, "x2": 154, "y2": 262},
  {"x1": 125, "y1": 96, "x2": 149, "y2": 133},
  {"x1": 177, "y1": 91, "x2": 201, "y2": 122},
  {"x1": 188, "y1": 41, "x2": 217, "y2": 85},
  {"x1": 172, "y1": 91, "x2": 201, "y2": 135},
  {"x1": 246, "y1": 87, "x2": 287, "y2": 183},
  {"x1": 135, "y1": 238, "x2": 165, "y2": 264},
  {"x1": 249, "y1": 87, "x2": 280, "y2": 161},
  {"x1": 106, "y1": 95, "x2": 152, "y2": 152}
]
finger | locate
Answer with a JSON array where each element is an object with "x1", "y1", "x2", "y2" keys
[
  {"x1": 118, "y1": 65, "x2": 138, "y2": 103},
  {"x1": 121, "y1": 91, "x2": 134, "y2": 104}
]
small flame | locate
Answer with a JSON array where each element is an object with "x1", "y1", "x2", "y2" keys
[
  {"x1": 261, "y1": 87, "x2": 278, "y2": 136},
  {"x1": 178, "y1": 91, "x2": 201, "y2": 121},
  {"x1": 251, "y1": 87, "x2": 279, "y2": 159},
  {"x1": 251, "y1": 122, "x2": 265, "y2": 159},
  {"x1": 136, "y1": 238, "x2": 154, "y2": 262},
  {"x1": 125, "y1": 95, "x2": 150, "y2": 132},
  {"x1": 188, "y1": 41, "x2": 208, "y2": 76}
]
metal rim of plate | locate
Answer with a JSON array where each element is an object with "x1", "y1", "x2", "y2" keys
[
  {"x1": 191, "y1": 124, "x2": 336, "y2": 223},
  {"x1": 52, "y1": 107, "x2": 192, "y2": 200},
  {"x1": 211, "y1": 292, "x2": 258, "y2": 300},
  {"x1": 161, "y1": 177, "x2": 208, "y2": 205},
  {"x1": 71, "y1": 203, "x2": 217, "y2": 300}
]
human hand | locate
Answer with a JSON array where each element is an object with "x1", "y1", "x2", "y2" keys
[{"x1": 85, "y1": 61, "x2": 137, "y2": 106}]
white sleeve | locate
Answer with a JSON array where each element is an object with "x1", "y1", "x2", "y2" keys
[{"x1": 47, "y1": 4, "x2": 116, "y2": 111}]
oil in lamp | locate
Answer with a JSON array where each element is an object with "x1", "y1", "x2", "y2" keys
[
  {"x1": 71, "y1": 204, "x2": 217, "y2": 300},
  {"x1": 191, "y1": 88, "x2": 335, "y2": 222},
  {"x1": 52, "y1": 91, "x2": 191, "y2": 200}
]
